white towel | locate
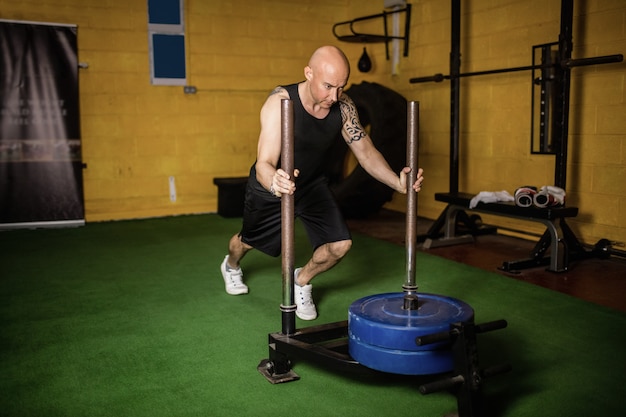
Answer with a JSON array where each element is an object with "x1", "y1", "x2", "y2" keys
[{"x1": 469, "y1": 190, "x2": 514, "y2": 209}]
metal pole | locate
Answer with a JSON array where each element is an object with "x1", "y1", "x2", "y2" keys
[
  {"x1": 554, "y1": 0, "x2": 573, "y2": 189},
  {"x1": 408, "y1": 54, "x2": 622, "y2": 84},
  {"x1": 280, "y1": 99, "x2": 296, "y2": 335},
  {"x1": 449, "y1": 0, "x2": 461, "y2": 194},
  {"x1": 403, "y1": 101, "x2": 419, "y2": 310}
]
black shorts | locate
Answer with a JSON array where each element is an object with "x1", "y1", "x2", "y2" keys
[{"x1": 240, "y1": 178, "x2": 351, "y2": 257}]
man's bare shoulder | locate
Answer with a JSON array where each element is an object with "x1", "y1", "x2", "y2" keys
[
  {"x1": 267, "y1": 86, "x2": 290, "y2": 100},
  {"x1": 261, "y1": 86, "x2": 290, "y2": 115}
]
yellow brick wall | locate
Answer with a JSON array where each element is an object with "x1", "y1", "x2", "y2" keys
[
  {"x1": 1, "y1": 0, "x2": 349, "y2": 221},
  {"x1": 343, "y1": 0, "x2": 626, "y2": 247},
  {"x1": 1, "y1": 0, "x2": 624, "y2": 246}
]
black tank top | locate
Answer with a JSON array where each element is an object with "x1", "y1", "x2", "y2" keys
[{"x1": 249, "y1": 82, "x2": 343, "y2": 192}]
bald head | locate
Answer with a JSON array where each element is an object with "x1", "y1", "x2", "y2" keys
[
  {"x1": 307, "y1": 46, "x2": 351, "y2": 82},
  {"x1": 309, "y1": 45, "x2": 350, "y2": 76}
]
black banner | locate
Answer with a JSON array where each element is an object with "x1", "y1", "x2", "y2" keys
[{"x1": 0, "y1": 20, "x2": 84, "y2": 228}]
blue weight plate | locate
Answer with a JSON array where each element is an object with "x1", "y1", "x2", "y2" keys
[
  {"x1": 349, "y1": 293, "x2": 474, "y2": 351},
  {"x1": 348, "y1": 292, "x2": 474, "y2": 375},
  {"x1": 349, "y1": 334, "x2": 454, "y2": 375}
]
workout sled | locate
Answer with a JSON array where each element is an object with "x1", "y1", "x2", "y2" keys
[{"x1": 259, "y1": 319, "x2": 511, "y2": 417}]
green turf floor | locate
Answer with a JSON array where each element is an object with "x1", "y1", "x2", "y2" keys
[{"x1": 1, "y1": 214, "x2": 624, "y2": 417}]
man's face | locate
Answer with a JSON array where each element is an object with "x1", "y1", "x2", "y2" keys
[
  {"x1": 306, "y1": 63, "x2": 349, "y2": 108},
  {"x1": 313, "y1": 80, "x2": 345, "y2": 108}
]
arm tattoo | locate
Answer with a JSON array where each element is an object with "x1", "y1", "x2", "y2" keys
[{"x1": 340, "y1": 94, "x2": 366, "y2": 144}]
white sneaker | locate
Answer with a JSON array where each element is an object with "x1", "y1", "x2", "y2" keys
[
  {"x1": 294, "y1": 268, "x2": 317, "y2": 320},
  {"x1": 220, "y1": 255, "x2": 248, "y2": 295}
]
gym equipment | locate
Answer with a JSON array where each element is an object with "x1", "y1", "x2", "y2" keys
[
  {"x1": 358, "y1": 47, "x2": 372, "y2": 72},
  {"x1": 425, "y1": 192, "x2": 579, "y2": 272},
  {"x1": 348, "y1": 292, "x2": 474, "y2": 375},
  {"x1": 212, "y1": 177, "x2": 248, "y2": 217},
  {"x1": 258, "y1": 99, "x2": 510, "y2": 417},
  {"x1": 332, "y1": 4, "x2": 411, "y2": 60},
  {"x1": 412, "y1": 0, "x2": 623, "y2": 272}
]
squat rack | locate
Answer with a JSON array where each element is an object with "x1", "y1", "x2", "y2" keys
[
  {"x1": 410, "y1": 0, "x2": 622, "y2": 192},
  {"x1": 410, "y1": 0, "x2": 623, "y2": 270}
]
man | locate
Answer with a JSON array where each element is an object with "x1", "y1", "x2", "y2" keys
[{"x1": 220, "y1": 45, "x2": 424, "y2": 320}]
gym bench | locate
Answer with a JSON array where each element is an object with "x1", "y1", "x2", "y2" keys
[{"x1": 423, "y1": 192, "x2": 580, "y2": 272}]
